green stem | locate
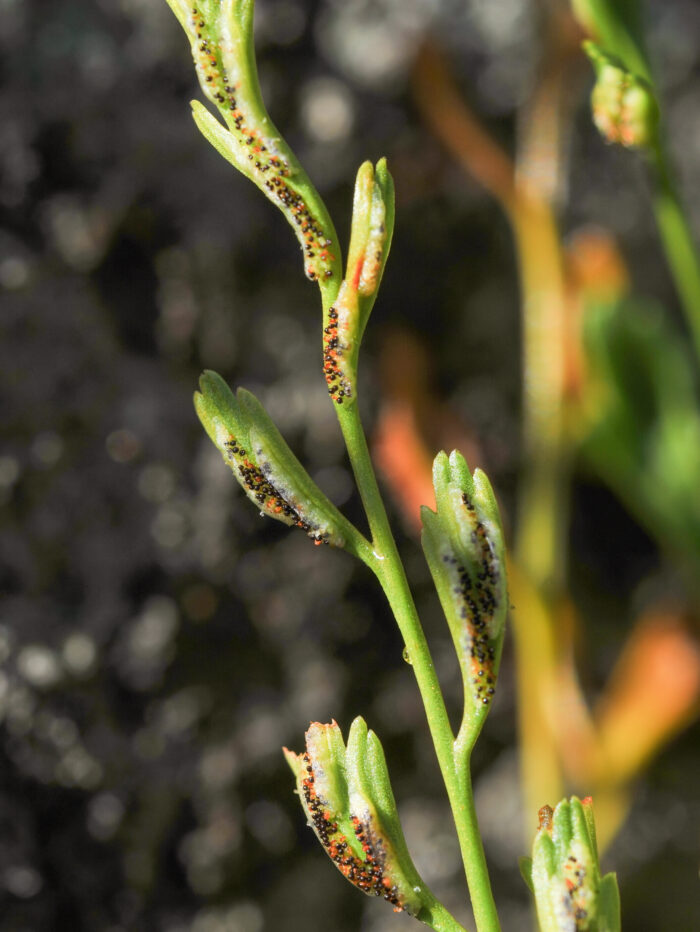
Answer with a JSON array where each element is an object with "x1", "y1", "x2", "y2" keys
[
  {"x1": 336, "y1": 401, "x2": 500, "y2": 932},
  {"x1": 650, "y1": 143, "x2": 700, "y2": 364},
  {"x1": 452, "y1": 756, "x2": 495, "y2": 921}
]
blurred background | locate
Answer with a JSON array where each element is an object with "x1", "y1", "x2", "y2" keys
[{"x1": 2, "y1": 0, "x2": 700, "y2": 929}]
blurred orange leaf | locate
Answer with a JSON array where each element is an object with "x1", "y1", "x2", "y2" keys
[{"x1": 595, "y1": 608, "x2": 700, "y2": 786}]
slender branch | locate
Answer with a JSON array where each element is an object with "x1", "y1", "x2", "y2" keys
[
  {"x1": 336, "y1": 402, "x2": 501, "y2": 932},
  {"x1": 167, "y1": 4, "x2": 503, "y2": 927}
]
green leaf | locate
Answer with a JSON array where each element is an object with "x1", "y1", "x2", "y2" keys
[
  {"x1": 519, "y1": 856, "x2": 534, "y2": 893},
  {"x1": 195, "y1": 371, "x2": 369, "y2": 553},
  {"x1": 421, "y1": 451, "x2": 508, "y2": 744},
  {"x1": 581, "y1": 797, "x2": 599, "y2": 861},
  {"x1": 237, "y1": 388, "x2": 352, "y2": 544},
  {"x1": 166, "y1": 0, "x2": 342, "y2": 292},
  {"x1": 284, "y1": 719, "x2": 431, "y2": 919},
  {"x1": 572, "y1": 0, "x2": 650, "y2": 82},
  {"x1": 345, "y1": 161, "x2": 375, "y2": 288},
  {"x1": 528, "y1": 796, "x2": 620, "y2": 932},
  {"x1": 302, "y1": 721, "x2": 350, "y2": 816},
  {"x1": 322, "y1": 159, "x2": 395, "y2": 407},
  {"x1": 191, "y1": 100, "x2": 255, "y2": 181},
  {"x1": 581, "y1": 297, "x2": 700, "y2": 564},
  {"x1": 598, "y1": 873, "x2": 622, "y2": 932},
  {"x1": 193, "y1": 369, "x2": 251, "y2": 453}
]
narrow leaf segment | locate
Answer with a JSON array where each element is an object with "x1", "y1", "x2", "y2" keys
[
  {"x1": 194, "y1": 370, "x2": 366, "y2": 552},
  {"x1": 166, "y1": 0, "x2": 342, "y2": 287},
  {"x1": 529, "y1": 796, "x2": 621, "y2": 932},
  {"x1": 322, "y1": 159, "x2": 395, "y2": 405},
  {"x1": 284, "y1": 719, "x2": 465, "y2": 929},
  {"x1": 421, "y1": 452, "x2": 507, "y2": 742}
]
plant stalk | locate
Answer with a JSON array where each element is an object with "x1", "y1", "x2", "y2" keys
[{"x1": 336, "y1": 402, "x2": 500, "y2": 932}]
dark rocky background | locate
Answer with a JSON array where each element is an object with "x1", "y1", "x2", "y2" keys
[{"x1": 1, "y1": 1, "x2": 699, "y2": 929}]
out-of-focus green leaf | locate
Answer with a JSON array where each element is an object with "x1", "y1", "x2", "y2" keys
[
  {"x1": 571, "y1": 0, "x2": 650, "y2": 81},
  {"x1": 581, "y1": 297, "x2": 700, "y2": 565}
]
